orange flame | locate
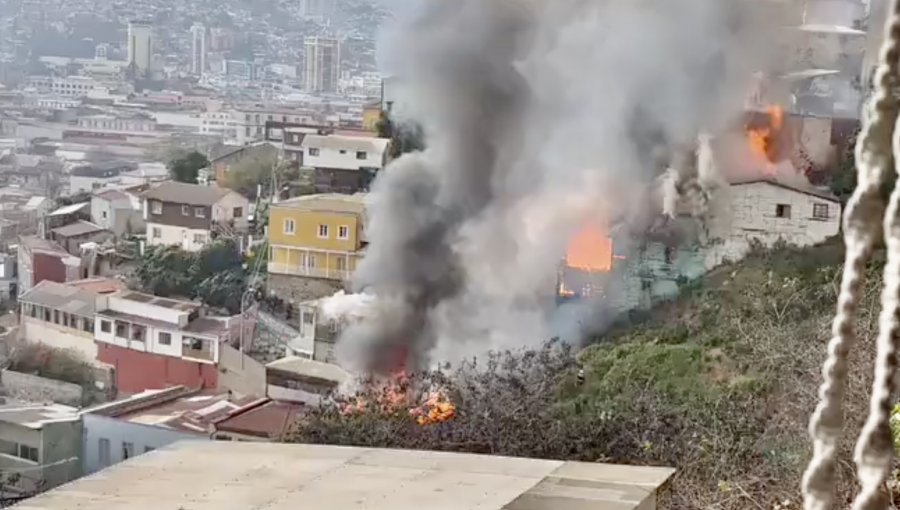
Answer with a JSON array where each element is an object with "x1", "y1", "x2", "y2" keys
[
  {"x1": 341, "y1": 372, "x2": 456, "y2": 426},
  {"x1": 565, "y1": 223, "x2": 613, "y2": 273},
  {"x1": 745, "y1": 105, "x2": 784, "y2": 176},
  {"x1": 410, "y1": 391, "x2": 456, "y2": 425}
]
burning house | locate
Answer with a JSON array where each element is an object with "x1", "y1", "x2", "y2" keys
[{"x1": 556, "y1": 118, "x2": 843, "y2": 314}]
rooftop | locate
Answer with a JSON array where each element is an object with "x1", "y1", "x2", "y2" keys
[
  {"x1": 142, "y1": 181, "x2": 232, "y2": 206},
  {"x1": 213, "y1": 400, "x2": 304, "y2": 439},
  {"x1": 114, "y1": 290, "x2": 201, "y2": 312},
  {"x1": 266, "y1": 356, "x2": 351, "y2": 387},
  {"x1": 17, "y1": 442, "x2": 675, "y2": 510},
  {"x1": 114, "y1": 391, "x2": 258, "y2": 434},
  {"x1": 51, "y1": 220, "x2": 106, "y2": 238},
  {"x1": 18, "y1": 235, "x2": 69, "y2": 256},
  {"x1": 730, "y1": 177, "x2": 841, "y2": 202},
  {"x1": 19, "y1": 280, "x2": 98, "y2": 316},
  {"x1": 0, "y1": 402, "x2": 79, "y2": 429},
  {"x1": 274, "y1": 193, "x2": 367, "y2": 215},
  {"x1": 301, "y1": 134, "x2": 390, "y2": 154},
  {"x1": 48, "y1": 202, "x2": 90, "y2": 217},
  {"x1": 65, "y1": 277, "x2": 126, "y2": 295},
  {"x1": 94, "y1": 189, "x2": 129, "y2": 201}
]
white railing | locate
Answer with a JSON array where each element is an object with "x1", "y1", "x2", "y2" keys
[{"x1": 267, "y1": 263, "x2": 351, "y2": 281}]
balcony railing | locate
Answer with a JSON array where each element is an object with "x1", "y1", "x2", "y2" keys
[{"x1": 267, "y1": 263, "x2": 351, "y2": 281}]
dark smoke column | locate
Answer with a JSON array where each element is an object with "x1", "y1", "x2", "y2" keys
[{"x1": 339, "y1": 0, "x2": 535, "y2": 373}]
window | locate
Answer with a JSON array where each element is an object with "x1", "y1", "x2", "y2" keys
[
  {"x1": 152, "y1": 227, "x2": 162, "y2": 239},
  {"x1": 306, "y1": 254, "x2": 316, "y2": 269},
  {"x1": 775, "y1": 204, "x2": 791, "y2": 219},
  {"x1": 158, "y1": 332, "x2": 172, "y2": 345},
  {"x1": 813, "y1": 203, "x2": 829, "y2": 220},
  {"x1": 193, "y1": 233, "x2": 206, "y2": 244},
  {"x1": 115, "y1": 321, "x2": 128, "y2": 338},
  {"x1": 17, "y1": 444, "x2": 38, "y2": 463},
  {"x1": 318, "y1": 224, "x2": 329, "y2": 239},
  {"x1": 144, "y1": 446, "x2": 155, "y2": 453},
  {"x1": 284, "y1": 218, "x2": 296, "y2": 235},
  {"x1": 339, "y1": 149, "x2": 347, "y2": 154},
  {"x1": 309, "y1": 148, "x2": 320, "y2": 157},
  {"x1": 338, "y1": 225, "x2": 349, "y2": 240},
  {"x1": 194, "y1": 207, "x2": 206, "y2": 218},
  {"x1": 233, "y1": 207, "x2": 243, "y2": 218},
  {"x1": 336, "y1": 257, "x2": 347, "y2": 271},
  {"x1": 122, "y1": 442, "x2": 134, "y2": 460},
  {"x1": 100, "y1": 320, "x2": 111, "y2": 333},
  {"x1": 98, "y1": 438, "x2": 110, "y2": 466},
  {"x1": 356, "y1": 151, "x2": 367, "y2": 160},
  {"x1": 302, "y1": 311, "x2": 314, "y2": 325},
  {"x1": 131, "y1": 324, "x2": 146, "y2": 342},
  {"x1": 53, "y1": 310, "x2": 59, "y2": 324},
  {"x1": 181, "y1": 205, "x2": 190, "y2": 216},
  {"x1": 183, "y1": 337, "x2": 204, "y2": 350},
  {"x1": 83, "y1": 319, "x2": 94, "y2": 333},
  {"x1": 151, "y1": 201, "x2": 162, "y2": 215},
  {"x1": 101, "y1": 210, "x2": 107, "y2": 219},
  {"x1": 43, "y1": 308, "x2": 50, "y2": 321}
]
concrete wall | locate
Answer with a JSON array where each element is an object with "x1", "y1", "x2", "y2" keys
[
  {"x1": 211, "y1": 193, "x2": 250, "y2": 230},
  {"x1": 81, "y1": 413, "x2": 200, "y2": 475},
  {"x1": 40, "y1": 419, "x2": 82, "y2": 489},
  {"x1": 1, "y1": 370, "x2": 84, "y2": 406},
  {"x1": 723, "y1": 182, "x2": 840, "y2": 246},
  {"x1": 145, "y1": 221, "x2": 210, "y2": 252},
  {"x1": 21, "y1": 315, "x2": 98, "y2": 363},
  {"x1": 217, "y1": 343, "x2": 266, "y2": 398}
]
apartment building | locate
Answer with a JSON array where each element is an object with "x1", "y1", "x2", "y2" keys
[
  {"x1": 16, "y1": 236, "x2": 82, "y2": 297},
  {"x1": 93, "y1": 290, "x2": 264, "y2": 395},
  {"x1": 18, "y1": 280, "x2": 101, "y2": 362},
  {"x1": 142, "y1": 182, "x2": 249, "y2": 252},
  {"x1": 231, "y1": 104, "x2": 318, "y2": 145},
  {"x1": 267, "y1": 193, "x2": 367, "y2": 283},
  {"x1": 0, "y1": 403, "x2": 82, "y2": 492}
]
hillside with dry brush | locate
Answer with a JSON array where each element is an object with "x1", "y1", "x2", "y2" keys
[{"x1": 287, "y1": 240, "x2": 887, "y2": 509}]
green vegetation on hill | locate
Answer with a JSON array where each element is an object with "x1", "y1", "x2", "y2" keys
[{"x1": 289, "y1": 240, "x2": 884, "y2": 509}]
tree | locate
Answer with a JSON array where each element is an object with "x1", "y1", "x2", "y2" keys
[
  {"x1": 223, "y1": 152, "x2": 279, "y2": 197},
  {"x1": 376, "y1": 111, "x2": 425, "y2": 159},
  {"x1": 132, "y1": 239, "x2": 248, "y2": 314},
  {"x1": 168, "y1": 151, "x2": 210, "y2": 184}
]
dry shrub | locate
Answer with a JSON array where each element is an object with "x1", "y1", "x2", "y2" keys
[{"x1": 288, "y1": 241, "x2": 886, "y2": 509}]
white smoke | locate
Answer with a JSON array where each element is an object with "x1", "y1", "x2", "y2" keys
[{"x1": 331, "y1": 0, "x2": 781, "y2": 372}]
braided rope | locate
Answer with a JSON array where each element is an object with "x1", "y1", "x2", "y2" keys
[
  {"x1": 852, "y1": 110, "x2": 900, "y2": 510},
  {"x1": 802, "y1": 4, "x2": 900, "y2": 508}
]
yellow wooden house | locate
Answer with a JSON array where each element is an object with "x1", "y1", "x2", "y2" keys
[{"x1": 267, "y1": 194, "x2": 367, "y2": 282}]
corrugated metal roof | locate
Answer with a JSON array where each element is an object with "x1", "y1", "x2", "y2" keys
[
  {"x1": 20, "y1": 280, "x2": 98, "y2": 316},
  {"x1": 15, "y1": 443, "x2": 675, "y2": 509},
  {"x1": 51, "y1": 220, "x2": 106, "y2": 238}
]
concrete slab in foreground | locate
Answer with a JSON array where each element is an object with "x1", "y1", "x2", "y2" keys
[{"x1": 13, "y1": 442, "x2": 675, "y2": 510}]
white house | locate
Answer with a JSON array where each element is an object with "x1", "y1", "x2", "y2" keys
[
  {"x1": 142, "y1": 182, "x2": 250, "y2": 252},
  {"x1": 300, "y1": 134, "x2": 390, "y2": 171},
  {"x1": 18, "y1": 280, "x2": 103, "y2": 363},
  {"x1": 94, "y1": 291, "x2": 223, "y2": 365},
  {"x1": 91, "y1": 189, "x2": 143, "y2": 237},
  {"x1": 706, "y1": 178, "x2": 842, "y2": 266}
]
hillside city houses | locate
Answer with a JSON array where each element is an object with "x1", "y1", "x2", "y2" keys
[{"x1": 0, "y1": 0, "x2": 879, "y2": 505}]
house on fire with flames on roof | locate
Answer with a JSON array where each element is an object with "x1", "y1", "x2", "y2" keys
[
  {"x1": 142, "y1": 182, "x2": 250, "y2": 252},
  {"x1": 560, "y1": 175, "x2": 842, "y2": 311}
]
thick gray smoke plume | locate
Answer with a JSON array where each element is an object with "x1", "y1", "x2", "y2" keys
[{"x1": 331, "y1": 0, "x2": 778, "y2": 372}]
